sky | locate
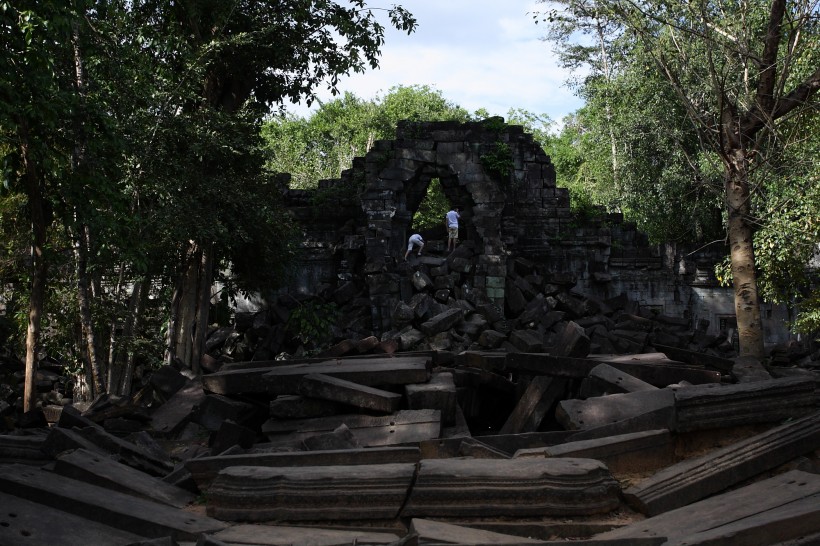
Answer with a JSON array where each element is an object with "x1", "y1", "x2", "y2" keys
[{"x1": 286, "y1": 0, "x2": 585, "y2": 125}]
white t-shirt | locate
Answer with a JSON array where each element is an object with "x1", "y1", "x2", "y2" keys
[{"x1": 446, "y1": 210, "x2": 460, "y2": 228}]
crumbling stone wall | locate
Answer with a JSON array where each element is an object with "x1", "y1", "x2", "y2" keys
[{"x1": 278, "y1": 118, "x2": 791, "y2": 345}]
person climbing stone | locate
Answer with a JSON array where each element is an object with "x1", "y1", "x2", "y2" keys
[
  {"x1": 445, "y1": 206, "x2": 461, "y2": 252},
  {"x1": 404, "y1": 233, "x2": 424, "y2": 260}
]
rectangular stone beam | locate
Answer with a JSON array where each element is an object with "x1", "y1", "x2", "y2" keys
[
  {"x1": 298, "y1": 373, "x2": 403, "y2": 413},
  {"x1": 597, "y1": 470, "x2": 820, "y2": 545},
  {"x1": 500, "y1": 376, "x2": 568, "y2": 435},
  {"x1": 207, "y1": 463, "x2": 417, "y2": 522},
  {"x1": 623, "y1": 410, "x2": 820, "y2": 515},
  {"x1": 673, "y1": 376, "x2": 818, "y2": 432},
  {"x1": 402, "y1": 458, "x2": 621, "y2": 518},
  {"x1": 261, "y1": 409, "x2": 441, "y2": 448},
  {"x1": 0, "y1": 491, "x2": 145, "y2": 546},
  {"x1": 506, "y1": 353, "x2": 721, "y2": 387},
  {"x1": 264, "y1": 357, "x2": 430, "y2": 395},
  {"x1": 0, "y1": 464, "x2": 226, "y2": 540},
  {"x1": 54, "y1": 448, "x2": 195, "y2": 508},
  {"x1": 185, "y1": 446, "x2": 420, "y2": 491}
]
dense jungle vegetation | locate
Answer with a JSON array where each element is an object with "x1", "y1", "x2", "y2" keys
[{"x1": 1, "y1": 1, "x2": 818, "y2": 408}]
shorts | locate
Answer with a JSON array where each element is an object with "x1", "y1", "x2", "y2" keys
[
  {"x1": 408, "y1": 234, "x2": 424, "y2": 251},
  {"x1": 448, "y1": 226, "x2": 459, "y2": 240}
]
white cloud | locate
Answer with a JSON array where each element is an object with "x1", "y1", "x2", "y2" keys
[{"x1": 287, "y1": 1, "x2": 584, "y2": 124}]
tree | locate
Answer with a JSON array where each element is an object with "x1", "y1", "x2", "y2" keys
[
  {"x1": 538, "y1": 0, "x2": 820, "y2": 357},
  {"x1": 2, "y1": 0, "x2": 417, "y2": 408},
  {"x1": 263, "y1": 85, "x2": 470, "y2": 189}
]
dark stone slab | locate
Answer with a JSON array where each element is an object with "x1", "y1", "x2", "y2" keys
[
  {"x1": 583, "y1": 363, "x2": 658, "y2": 397},
  {"x1": 210, "y1": 524, "x2": 401, "y2": 545},
  {"x1": 515, "y1": 429, "x2": 675, "y2": 474},
  {"x1": 0, "y1": 464, "x2": 226, "y2": 540},
  {"x1": 207, "y1": 463, "x2": 416, "y2": 522},
  {"x1": 301, "y1": 423, "x2": 360, "y2": 451},
  {"x1": 150, "y1": 382, "x2": 206, "y2": 435},
  {"x1": 54, "y1": 448, "x2": 195, "y2": 508},
  {"x1": 0, "y1": 491, "x2": 145, "y2": 546},
  {"x1": 623, "y1": 411, "x2": 820, "y2": 515},
  {"x1": 655, "y1": 343, "x2": 735, "y2": 373},
  {"x1": 261, "y1": 409, "x2": 441, "y2": 448},
  {"x1": 195, "y1": 394, "x2": 256, "y2": 431},
  {"x1": 0, "y1": 433, "x2": 49, "y2": 465},
  {"x1": 262, "y1": 357, "x2": 431, "y2": 396},
  {"x1": 552, "y1": 321, "x2": 591, "y2": 358},
  {"x1": 500, "y1": 376, "x2": 568, "y2": 435},
  {"x1": 299, "y1": 373, "x2": 403, "y2": 413},
  {"x1": 506, "y1": 353, "x2": 721, "y2": 386},
  {"x1": 598, "y1": 470, "x2": 820, "y2": 545},
  {"x1": 269, "y1": 395, "x2": 343, "y2": 419},
  {"x1": 556, "y1": 389, "x2": 675, "y2": 430},
  {"x1": 185, "y1": 446, "x2": 420, "y2": 491},
  {"x1": 672, "y1": 376, "x2": 818, "y2": 432},
  {"x1": 405, "y1": 371, "x2": 457, "y2": 425},
  {"x1": 402, "y1": 458, "x2": 621, "y2": 517},
  {"x1": 409, "y1": 518, "x2": 545, "y2": 544}
]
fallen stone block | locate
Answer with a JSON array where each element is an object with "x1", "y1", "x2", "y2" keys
[
  {"x1": 582, "y1": 363, "x2": 658, "y2": 397},
  {"x1": 301, "y1": 423, "x2": 360, "y2": 451},
  {"x1": 419, "y1": 308, "x2": 465, "y2": 336},
  {"x1": 207, "y1": 463, "x2": 416, "y2": 522},
  {"x1": 556, "y1": 389, "x2": 675, "y2": 430},
  {"x1": 210, "y1": 419, "x2": 257, "y2": 455},
  {"x1": 195, "y1": 394, "x2": 255, "y2": 432},
  {"x1": 730, "y1": 354, "x2": 773, "y2": 382},
  {"x1": 597, "y1": 470, "x2": 820, "y2": 545},
  {"x1": 0, "y1": 491, "x2": 145, "y2": 546},
  {"x1": 185, "y1": 446, "x2": 420, "y2": 491},
  {"x1": 261, "y1": 409, "x2": 441, "y2": 448},
  {"x1": 53, "y1": 448, "x2": 195, "y2": 508},
  {"x1": 263, "y1": 357, "x2": 431, "y2": 395},
  {"x1": 655, "y1": 343, "x2": 735, "y2": 374},
  {"x1": 500, "y1": 376, "x2": 568, "y2": 435},
  {"x1": 406, "y1": 371, "x2": 457, "y2": 425},
  {"x1": 552, "y1": 321, "x2": 590, "y2": 357},
  {"x1": 269, "y1": 394, "x2": 342, "y2": 419},
  {"x1": 509, "y1": 329, "x2": 544, "y2": 353},
  {"x1": 0, "y1": 433, "x2": 49, "y2": 465},
  {"x1": 208, "y1": 524, "x2": 402, "y2": 546},
  {"x1": 409, "y1": 518, "x2": 545, "y2": 544},
  {"x1": 672, "y1": 376, "x2": 818, "y2": 432},
  {"x1": 514, "y1": 429, "x2": 674, "y2": 475},
  {"x1": 506, "y1": 353, "x2": 721, "y2": 386},
  {"x1": 298, "y1": 373, "x2": 402, "y2": 414},
  {"x1": 401, "y1": 458, "x2": 621, "y2": 518},
  {"x1": 0, "y1": 464, "x2": 226, "y2": 540},
  {"x1": 623, "y1": 411, "x2": 820, "y2": 515},
  {"x1": 150, "y1": 381, "x2": 205, "y2": 436}
]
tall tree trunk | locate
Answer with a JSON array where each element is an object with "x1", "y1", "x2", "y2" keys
[
  {"x1": 118, "y1": 276, "x2": 149, "y2": 396},
  {"x1": 70, "y1": 18, "x2": 104, "y2": 395},
  {"x1": 172, "y1": 242, "x2": 201, "y2": 368},
  {"x1": 73, "y1": 222, "x2": 104, "y2": 395},
  {"x1": 724, "y1": 148, "x2": 765, "y2": 358},
  {"x1": 19, "y1": 122, "x2": 48, "y2": 413},
  {"x1": 190, "y1": 243, "x2": 214, "y2": 374},
  {"x1": 106, "y1": 264, "x2": 126, "y2": 393}
]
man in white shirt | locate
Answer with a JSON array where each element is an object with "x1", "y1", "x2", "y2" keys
[
  {"x1": 405, "y1": 233, "x2": 424, "y2": 260},
  {"x1": 445, "y1": 206, "x2": 461, "y2": 252}
]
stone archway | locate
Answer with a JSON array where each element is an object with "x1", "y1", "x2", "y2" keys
[{"x1": 351, "y1": 118, "x2": 563, "y2": 332}]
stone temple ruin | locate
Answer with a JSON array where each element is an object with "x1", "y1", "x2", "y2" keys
[
  {"x1": 1, "y1": 119, "x2": 817, "y2": 545},
  {"x1": 282, "y1": 117, "x2": 789, "y2": 347}
]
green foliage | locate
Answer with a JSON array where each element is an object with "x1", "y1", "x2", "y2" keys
[
  {"x1": 262, "y1": 85, "x2": 471, "y2": 190},
  {"x1": 412, "y1": 179, "x2": 449, "y2": 231},
  {"x1": 0, "y1": 0, "x2": 417, "y2": 386},
  {"x1": 480, "y1": 142, "x2": 514, "y2": 181},
  {"x1": 286, "y1": 300, "x2": 339, "y2": 350},
  {"x1": 791, "y1": 290, "x2": 820, "y2": 338}
]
